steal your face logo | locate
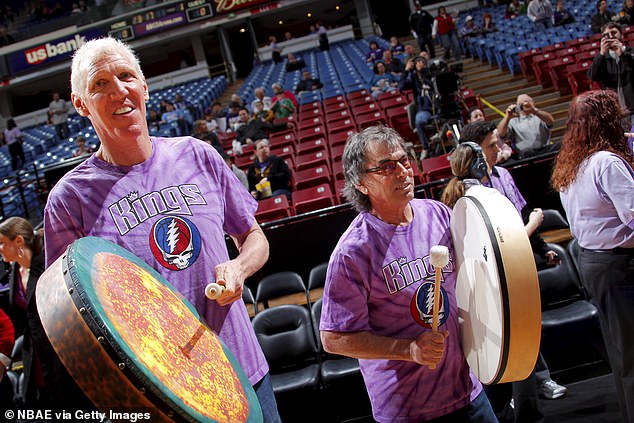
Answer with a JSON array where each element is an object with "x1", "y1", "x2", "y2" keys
[{"x1": 149, "y1": 216, "x2": 201, "y2": 271}]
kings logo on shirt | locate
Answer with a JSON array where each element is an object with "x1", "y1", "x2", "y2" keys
[{"x1": 150, "y1": 216, "x2": 201, "y2": 271}]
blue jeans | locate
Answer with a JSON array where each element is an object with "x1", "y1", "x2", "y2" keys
[
  {"x1": 429, "y1": 391, "x2": 497, "y2": 423},
  {"x1": 439, "y1": 32, "x2": 461, "y2": 61},
  {"x1": 415, "y1": 110, "x2": 433, "y2": 149},
  {"x1": 254, "y1": 373, "x2": 282, "y2": 423}
]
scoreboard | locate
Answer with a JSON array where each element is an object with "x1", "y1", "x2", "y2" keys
[{"x1": 108, "y1": 0, "x2": 215, "y2": 41}]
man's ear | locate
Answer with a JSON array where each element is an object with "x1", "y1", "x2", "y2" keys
[
  {"x1": 355, "y1": 183, "x2": 369, "y2": 195},
  {"x1": 71, "y1": 93, "x2": 89, "y2": 117},
  {"x1": 143, "y1": 81, "x2": 149, "y2": 102}
]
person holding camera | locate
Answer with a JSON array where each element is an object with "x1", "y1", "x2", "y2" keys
[
  {"x1": 400, "y1": 56, "x2": 436, "y2": 159},
  {"x1": 497, "y1": 94, "x2": 555, "y2": 159},
  {"x1": 589, "y1": 22, "x2": 634, "y2": 127}
]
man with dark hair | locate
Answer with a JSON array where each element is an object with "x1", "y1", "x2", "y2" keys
[
  {"x1": 589, "y1": 22, "x2": 634, "y2": 126},
  {"x1": 591, "y1": 0, "x2": 616, "y2": 33},
  {"x1": 235, "y1": 107, "x2": 290, "y2": 145},
  {"x1": 410, "y1": 1, "x2": 435, "y2": 58}
]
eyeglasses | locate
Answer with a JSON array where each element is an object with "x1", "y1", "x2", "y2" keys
[
  {"x1": 602, "y1": 31, "x2": 620, "y2": 39},
  {"x1": 365, "y1": 156, "x2": 411, "y2": 175}
]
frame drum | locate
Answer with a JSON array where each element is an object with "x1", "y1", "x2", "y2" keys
[
  {"x1": 451, "y1": 186, "x2": 541, "y2": 385},
  {"x1": 36, "y1": 237, "x2": 262, "y2": 422}
]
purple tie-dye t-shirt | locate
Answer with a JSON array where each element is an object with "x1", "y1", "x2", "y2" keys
[
  {"x1": 320, "y1": 199, "x2": 482, "y2": 422},
  {"x1": 43, "y1": 136, "x2": 268, "y2": 385}
]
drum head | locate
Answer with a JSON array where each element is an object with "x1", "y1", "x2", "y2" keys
[
  {"x1": 37, "y1": 237, "x2": 262, "y2": 422},
  {"x1": 451, "y1": 186, "x2": 541, "y2": 384}
]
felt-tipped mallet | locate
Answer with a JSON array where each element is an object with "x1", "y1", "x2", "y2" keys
[{"x1": 429, "y1": 245, "x2": 449, "y2": 333}]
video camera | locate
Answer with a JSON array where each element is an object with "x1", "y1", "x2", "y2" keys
[{"x1": 427, "y1": 58, "x2": 462, "y2": 119}]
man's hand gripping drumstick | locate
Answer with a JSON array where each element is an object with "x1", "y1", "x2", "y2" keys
[
  {"x1": 410, "y1": 246, "x2": 450, "y2": 370},
  {"x1": 205, "y1": 260, "x2": 244, "y2": 306}
]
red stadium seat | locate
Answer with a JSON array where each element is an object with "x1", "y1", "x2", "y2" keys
[
  {"x1": 299, "y1": 108, "x2": 324, "y2": 121},
  {"x1": 294, "y1": 164, "x2": 332, "y2": 190},
  {"x1": 329, "y1": 128, "x2": 356, "y2": 148},
  {"x1": 351, "y1": 101, "x2": 381, "y2": 116},
  {"x1": 299, "y1": 102, "x2": 322, "y2": 114},
  {"x1": 348, "y1": 94, "x2": 375, "y2": 108},
  {"x1": 532, "y1": 52, "x2": 557, "y2": 86},
  {"x1": 296, "y1": 137, "x2": 328, "y2": 156},
  {"x1": 566, "y1": 61, "x2": 597, "y2": 97},
  {"x1": 296, "y1": 149, "x2": 330, "y2": 171},
  {"x1": 356, "y1": 110, "x2": 387, "y2": 129},
  {"x1": 255, "y1": 195, "x2": 293, "y2": 223},
  {"x1": 330, "y1": 144, "x2": 345, "y2": 165},
  {"x1": 420, "y1": 153, "x2": 452, "y2": 183},
  {"x1": 548, "y1": 56, "x2": 575, "y2": 94},
  {"x1": 269, "y1": 130, "x2": 296, "y2": 145},
  {"x1": 332, "y1": 159, "x2": 344, "y2": 181},
  {"x1": 325, "y1": 108, "x2": 353, "y2": 121},
  {"x1": 347, "y1": 89, "x2": 370, "y2": 100},
  {"x1": 297, "y1": 125, "x2": 326, "y2": 143},
  {"x1": 298, "y1": 116, "x2": 325, "y2": 130},
  {"x1": 324, "y1": 101, "x2": 349, "y2": 114},
  {"x1": 518, "y1": 48, "x2": 542, "y2": 80},
  {"x1": 378, "y1": 94, "x2": 408, "y2": 113},
  {"x1": 324, "y1": 95, "x2": 346, "y2": 106},
  {"x1": 292, "y1": 183, "x2": 336, "y2": 215},
  {"x1": 270, "y1": 144, "x2": 295, "y2": 160},
  {"x1": 327, "y1": 117, "x2": 356, "y2": 134},
  {"x1": 333, "y1": 179, "x2": 346, "y2": 204}
]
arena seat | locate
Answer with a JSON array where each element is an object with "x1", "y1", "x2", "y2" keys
[
  {"x1": 292, "y1": 183, "x2": 335, "y2": 215},
  {"x1": 295, "y1": 149, "x2": 330, "y2": 172},
  {"x1": 294, "y1": 164, "x2": 332, "y2": 190},
  {"x1": 255, "y1": 194, "x2": 293, "y2": 224}
]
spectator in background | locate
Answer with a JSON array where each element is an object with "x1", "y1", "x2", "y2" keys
[
  {"x1": 497, "y1": 93, "x2": 556, "y2": 159},
  {"x1": 403, "y1": 44, "x2": 417, "y2": 62},
  {"x1": 192, "y1": 119, "x2": 221, "y2": 149},
  {"x1": 433, "y1": 6, "x2": 462, "y2": 62},
  {"x1": 370, "y1": 61, "x2": 399, "y2": 99},
  {"x1": 389, "y1": 36, "x2": 405, "y2": 55},
  {"x1": 553, "y1": 0, "x2": 574, "y2": 26},
  {"x1": 72, "y1": 135, "x2": 93, "y2": 157},
  {"x1": 295, "y1": 71, "x2": 323, "y2": 96},
  {"x1": 147, "y1": 108, "x2": 161, "y2": 133},
  {"x1": 505, "y1": 0, "x2": 526, "y2": 19},
  {"x1": 251, "y1": 87, "x2": 272, "y2": 111},
  {"x1": 271, "y1": 82, "x2": 298, "y2": 108},
  {"x1": 482, "y1": 13, "x2": 498, "y2": 34},
  {"x1": 284, "y1": 31, "x2": 293, "y2": 41},
  {"x1": 0, "y1": 27, "x2": 14, "y2": 47},
  {"x1": 409, "y1": 0, "x2": 435, "y2": 59},
  {"x1": 225, "y1": 102, "x2": 241, "y2": 131},
  {"x1": 4, "y1": 118, "x2": 25, "y2": 171},
  {"x1": 619, "y1": 0, "x2": 634, "y2": 26},
  {"x1": 588, "y1": 22, "x2": 634, "y2": 126},
  {"x1": 400, "y1": 56, "x2": 436, "y2": 159},
  {"x1": 460, "y1": 15, "x2": 481, "y2": 38},
  {"x1": 366, "y1": 40, "x2": 384, "y2": 63},
  {"x1": 247, "y1": 139, "x2": 292, "y2": 200},
  {"x1": 252, "y1": 100, "x2": 274, "y2": 123},
  {"x1": 271, "y1": 84, "x2": 296, "y2": 119},
  {"x1": 209, "y1": 101, "x2": 226, "y2": 119},
  {"x1": 285, "y1": 53, "x2": 306, "y2": 72},
  {"x1": 221, "y1": 150, "x2": 248, "y2": 189},
  {"x1": 527, "y1": 0, "x2": 554, "y2": 28},
  {"x1": 269, "y1": 35, "x2": 283, "y2": 63},
  {"x1": 161, "y1": 102, "x2": 191, "y2": 135},
  {"x1": 467, "y1": 107, "x2": 512, "y2": 163},
  {"x1": 316, "y1": 21, "x2": 329, "y2": 51},
  {"x1": 235, "y1": 107, "x2": 290, "y2": 145},
  {"x1": 230, "y1": 94, "x2": 246, "y2": 109},
  {"x1": 48, "y1": 92, "x2": 69, "y2": 141},
  {"x1": 592, "y1": 0, "x2": 616, "y2": 33},
  {"x1": 382, "y1": 50, "x2": 405, "y2": 76}
]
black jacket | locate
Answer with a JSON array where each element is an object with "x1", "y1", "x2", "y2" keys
[
  {"x1": 9, "y1": 252, "x2": 91, "y2": 409},
  {"x1": 588, "y1": 47, "x2": 634, "y2": 114},
  {"x1": 399, "y1": 70, "x2": 435, "y2": 113},
  {"x1": 247, "y1": 155, "x2": 292, "y2": 194},
  {"x1": 236, "y1": 120, "x2": 287, "y2": 144}
]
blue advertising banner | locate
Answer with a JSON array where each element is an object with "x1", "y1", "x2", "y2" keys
[{"x1": 7, "y1": 29, "x2": 105, "y2": 74}]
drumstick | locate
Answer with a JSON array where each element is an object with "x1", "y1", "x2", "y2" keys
[
  {"x1": 430, "y1": 246, "x2": 449, "y2": 332},
  {"x1": 429, "y1": 245, "x2": 449, "y2": 369},
  {"x1": 205, "y1": 282, "x2": 225, "y2": 300}
]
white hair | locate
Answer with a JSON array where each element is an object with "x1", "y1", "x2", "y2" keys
[{"x1": 71, "y1": 37, "x2": 144, "y2": 99}]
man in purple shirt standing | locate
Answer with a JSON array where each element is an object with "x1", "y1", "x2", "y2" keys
[
  {"x1": 43, "y1": 37, "x2": 280, "y2": 422},
  {"x1": 319, "y1": 125, "x2": 496, "y2": 422}
]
